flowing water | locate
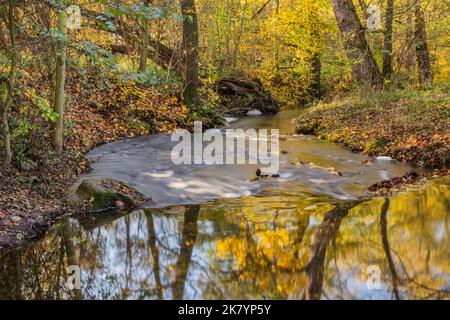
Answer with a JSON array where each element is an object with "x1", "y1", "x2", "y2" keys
[{"x1": 1, "y1": 110, "x2": 449, "y2": 300}]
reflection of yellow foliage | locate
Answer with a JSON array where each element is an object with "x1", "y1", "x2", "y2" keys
[
  {"x1": 208, "y1": 182, "x2": 450, "y2": 299},
  {"x1": 211, "y1": 194, "x2": 323, "y2": 298},
  {"x1": 337, "y1": 182, "x2": 450, "y2": 299}
]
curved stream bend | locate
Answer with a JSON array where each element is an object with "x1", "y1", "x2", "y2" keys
[{"x1": 82, "y1": 110, "x2": 414, "y2": 206}]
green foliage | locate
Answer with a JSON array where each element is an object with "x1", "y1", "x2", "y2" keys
[
  {"x1": 26, "y1": 89, "x2": 59, "y2": 123},
  {"x1": 48, "y1": 28, "x2": 68, "y2": 45},
  {"x1": 77, "y1": 41, "x2": 118, "y2": 70},
  {"x1": 10, "y1": 117, "x2": 40, "y2": 171},
  {"x1": 189, "y1": 99, "x2": 225, "y2": 129},
  {"x1": 96, "y1": 0, "x2": 165, "y2": 33},
  {"x1": 11, "y1": 118, "x2": 30, "y2": 139},
  {"x1": 120, "y1": 69, "x2": 159, "y2": 86}
]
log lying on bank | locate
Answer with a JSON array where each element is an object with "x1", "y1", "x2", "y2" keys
[
  {"x1": 41, "y1": 2, "x2": 182, "y2": 72},
  {"x1": 217, "y1": 76, "x2": 279, "y2": 116},
  {"x1": 109, "y1": 41, "x2": 182, "y2": 73}
]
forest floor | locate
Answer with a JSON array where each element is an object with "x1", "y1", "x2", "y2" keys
[
  {"x1": 295, "y1": 88, "x2": 450, "y2": 171},
  {"x1": 0, "y1": 70, "x2": 211, "y2": 250}
]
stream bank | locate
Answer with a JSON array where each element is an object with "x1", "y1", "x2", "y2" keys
[
  {"x1": 294, "y1": 89, "x2": 450, "y2": 170},
  {"x1": 0, "y1": 73, "x2": 220, "y2": 250}
]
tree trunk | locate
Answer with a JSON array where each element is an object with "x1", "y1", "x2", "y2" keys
[
  {"x1": 181, "y1": 0, "x2": 199, "y2": 108},
  {"x1": 0, "y1": 81, "x2": 11, "y2": 167},
  {"x1": 1, "y1": 0, "x2": 17, "y2": 167},
  {"x1": 53, "y1": 0, "x2": 68, "y2": 153},
  {"x1": 414, "y1": 3, "x2": 432, "y2": 89},
  {"x1": 308, "y1": 2, "x2": 322, "y2": 98},
  {"x1": 382, "y1": 0, "x2": 394, "y2": 79},
  {"x1": 0, "y1": 20, "x2": 8, "y2": 50},
  {"x1": 138, "y1": 0, "x2": 151, "y2": 72},
  {"x1": 357, "y1": 0, "x2": 368, "y2": 12},
  {"x1": 232, "y1": 0, "x2": 248, "y2": 70},
  {"x1": 308, "y1": 54, "x2": 321, "y2": 98},
  {"x1": 331, "y1": 0, "x2": 382, "y2": 86},
  {"x1": 138, "y1": 22, "x2": 149, "y2": 72},
  {"x1": 404, "y1": 12, "x2": 415, "y2": 80}
]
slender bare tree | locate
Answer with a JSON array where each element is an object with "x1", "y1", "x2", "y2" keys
[
  {"x1": 139, "y1": 0, "x2": 152, "y2": 72},
  {"x1": 53, "y1": 0, "x2": 68, "y2": 153},
  {"x1": 0, "y1": 0, "x2": 17, "y2": 167},
  {"x1": 181, "y1": 0, "x2": 199, "y2": 108}
]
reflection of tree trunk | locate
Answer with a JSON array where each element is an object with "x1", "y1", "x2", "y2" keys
[
  {"x1": 124, "y1": 215, "x2": 133, "y2": 293},
  {"x1": 145, "y1": 211, "x2": 163, "y2": 300},
  {"x1": 55, "y1": 240, "x2": 65, "y2": 299},
  {"x1": 0, "y1": 250, "x2": 23, "y2": 299},
  {"x1": 419, "y1": 198, "x2": 432, "y2": 274},
  {"x1": 304, "y1": 202, "x2": 357, "y2": 300},
  {"x1": 293, "y1": 214, "x2": 310, "y2": 259},
  {"x1": 379, "y1": 198, "x2": 400, "y2": 300},
  {"x1": 61, "y1": 222, "x2": 83, "y2": 300},
  {"x1": 172, "y1": 205, "x2": 200, "y2": 300},
  {"x1": 445, "y1": 205, "x2": 449, "y2": 241}
]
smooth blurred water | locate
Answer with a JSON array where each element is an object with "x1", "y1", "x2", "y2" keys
[{"x1": 79, "y1": 110, "x2": 415, "y2": 205}]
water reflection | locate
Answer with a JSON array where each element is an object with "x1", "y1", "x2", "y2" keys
[{"x1": 0, "y1": 182, "x2": 449, "y2": 300}]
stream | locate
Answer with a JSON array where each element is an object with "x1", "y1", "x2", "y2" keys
[{"x1": 0, "y1": 110, "x2": 449, "y2": 299}]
